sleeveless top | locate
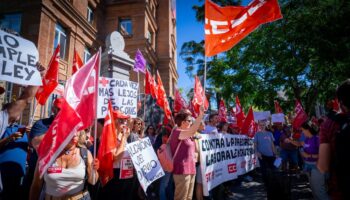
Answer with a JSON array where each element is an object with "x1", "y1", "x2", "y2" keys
[
  {"x1": 44, "y1": 156, "x2": 85, "y2": 197},
  {"x1": 169, "y1": 128, "x2": 196, "y2": 175}
]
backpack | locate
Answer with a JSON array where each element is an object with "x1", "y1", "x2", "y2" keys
[
  {"x1": 329, "y1": 113, "x2": 350, "y2": 199},
  {"x1": 157, "y1": 130, "x2": 183, "y2": 172}
]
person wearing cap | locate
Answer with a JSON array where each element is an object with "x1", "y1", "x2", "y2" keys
[
  {"x1": 99, "y1": 109, "x2": 133, "y2": 200},
  {"x1": 23, "y1": 97, "x2": 64, "y2": 197}
]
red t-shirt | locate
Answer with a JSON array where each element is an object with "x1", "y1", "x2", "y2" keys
[
  {"x1": 169, "y1": 128, "x2": 196, "y2": 175},
  {"x1": 319, "y1": 117, "x2": 342, "y2": 199}
]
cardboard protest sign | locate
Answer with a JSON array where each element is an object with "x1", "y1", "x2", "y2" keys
[
  {"x1": 253, "y1": 111, "x2": 271, "y2": 122},
  {"x1": 0, "y1": 30, "x2": 42, "y2": 85},
  {"x1": 271, "y1": 113, "x2": 285, "y2": 123},
  {"x1": 199, "y1": 134, "x2": 257, "y2": 196},
  {"x1": 126, "y1": 137, "x2": 164, "y2": 193},
  {"x1": 98, "y1": 77, "x2": 138, "y2": 118}
]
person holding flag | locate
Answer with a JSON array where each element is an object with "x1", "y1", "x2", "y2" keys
[{"x1": 29, "y1": 130, "x2": 100, "y2": 200}]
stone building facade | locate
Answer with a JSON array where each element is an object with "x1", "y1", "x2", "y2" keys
[{"x1": 0, "y1": 0, "x2": 178, "y2": 123}]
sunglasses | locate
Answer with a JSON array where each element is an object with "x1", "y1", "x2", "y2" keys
[{"x1": 185, "y1": 119, "x2": 192, "y2": 123}]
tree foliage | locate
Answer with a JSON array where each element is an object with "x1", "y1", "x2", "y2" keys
[{"x1": 180, "y1": 0, "x2": 350, "y2": 114}]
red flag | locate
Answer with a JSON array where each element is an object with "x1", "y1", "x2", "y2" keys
[
  {"x1": 72, "y1": 50, "x2": 83, "y2": 75},
  {"x1": 292, "y1": 100, "x2": 308, "y2": 130},
  {"x1": 274, "y1": 100, "x2": 283, "y2": 113},
  {"x1": 174, "y1": 87, "x2": 187, "y2": 112},
  {"x1": 241, "y1": 107, "x2": 257, "y2": 138},
  {"x1": 98, "y1": 101, "x2": 117, "y2": 186},
  {"x1": 332, "y1": 98, "x2": 340, "y2": 112},
  {"x1": 37, "y1": 51, "x2": 100, "y2": 177},
  {"x1": 218, "y1": 99, "x2": 227, "y2": 122},
  {"x1": 192, "y1": 76, "x2": 209, "y2": 115},
  {"x1": 205, "y1": 0, "x2": 283, "y2": 56},
  {"x1": 156, "y1": 72, "x2": 172, "y2": 120},
  {"x1": 145, "y1": 70, "x2": 152, "y2": 95},
  {"x1": 145, "y1": 70, "x2": 158, "y2": 99},
  {"x1": 35, "y1": 45, "x2": 60, "y2": 105},
  {"x1": 235, "y1": 96, "x2": 245, "y2": 129}
]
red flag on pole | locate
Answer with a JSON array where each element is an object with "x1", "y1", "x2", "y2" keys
[
  {"x1": 192, "y1": 76, "x2": 209, "y2": 115},
  {"x1": 72, "y1": 49, "x2": 83, "y2": 75},
  {"x1": 205, "y1": 0, "x2": 283, "y2": 56},
  {"x1": 241, "y1": 107, "x2": 257, "y2": 138},
  {"x1": 292, "y1": 100, "x2": 308, "y2": 130},
  {"x1": 37, "y1": 51, "x2": 100, "y2": 177},
  {"x1": 35, "y1": 45, "x2": 60, "y2": 105},
  {"x1": 274, "y1": 100, "x2": 283, "y2": 113},
  {"x1": 235, "y1": 96, "x2": 245, "y2": 129},
  {"x1": 174, "y1": 87, "x2": 187, "y2": 113},
  {"x1": 156, "y1": 72, "x2": 172, "y2": 120},
  {"x1": 218, "y1": 99, "x2": 227, "y2": 122},
  {"x1": 145, "y1": 70, "x2": 158, "y2": 99},
  {"x1": 98, "y1": 101, "x2": 117, "y2": 186}
]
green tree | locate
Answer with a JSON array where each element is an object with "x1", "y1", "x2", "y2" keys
[{"x1": 180, "y1": 0, "x2": 350, "y2": 114}]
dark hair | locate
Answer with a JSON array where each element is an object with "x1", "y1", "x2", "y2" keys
[
  {"x1": 145, "y1": 125, "x2": 155, "y2": 135},
  {"x1": 301, "y1": 121, "x2": 318, "y2": 136},
  {"x1": 336, "y1": 79, "x2": 350, "y2": 109},
  {"x1": 208, "y1": 113, "x2": 218, "y2": 122},
  {"x1": 175, "y1": 112, "x2": 191, "y2": 127}
]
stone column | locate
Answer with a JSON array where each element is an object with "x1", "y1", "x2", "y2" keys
[{"x1": 101, "y1": 31, "x2": 134, "y2": 80}]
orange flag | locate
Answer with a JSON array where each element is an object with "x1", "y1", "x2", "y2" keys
[
  {"x1": 98, "y1": 101, "x2": 118, "y2": 186},
  {"x1": 205, "y1": 0, "x2": 282, "y2": 56},
  {"x1": 72, "y1": 50, "x2": 83, "y2": 75},
  {"x1": 36, "y1": 45, "x2": 60, "y2": 105}
]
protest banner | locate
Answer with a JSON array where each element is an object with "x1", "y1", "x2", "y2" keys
[
  {"x1": 98, "y1": 77, "x2": 138, "y2": 118},
  {"x1": 253, "y1": 111, "x2": 271, "y2": 122},
  {"x1": 271, "y1": 113, "x2": 285, "y2": 123},
  {"x1": 0, "y1": 30, "x2": 42, "y2": 85},
  {"x1": 199, "y1": 134, "x2": 257, "y2": 196},
  {"x1": 126, "y1": 137, "x2": 164, "y2": 193}
]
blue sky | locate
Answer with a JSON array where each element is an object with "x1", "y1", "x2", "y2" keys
[{"x1": 176, "y1": 0, "x2": 251, "y2": 95}]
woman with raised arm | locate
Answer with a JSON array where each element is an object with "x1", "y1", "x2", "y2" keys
[{"x1": 169, "y1": 106, "x2": 204, "y2": 200}]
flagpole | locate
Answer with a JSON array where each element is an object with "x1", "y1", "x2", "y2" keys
[
  {"x1": 28, "y1": 102, "x2": 39, "y2": 127},
  {"x1": 92, "y1": 48, "x2": 101, "y2": 183},
  {"x1": 203, "y1": 56, "x2": 207, "y2": 105}
]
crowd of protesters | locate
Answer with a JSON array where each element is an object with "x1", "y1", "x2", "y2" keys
[{"x1": 0, "y1": 69, "x2": 350, "y2": 200}]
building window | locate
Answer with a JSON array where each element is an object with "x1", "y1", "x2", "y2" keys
[
  {"x1": 87, "y1": 6, "x2": 93, "y2": 24},
  {"x1": 119, "y1": 18, "x2": 132, "y2": 36},
  {"x1": 0, "y1": 13, "x2": 22, "y2": 33},
  {"x1": 84, "y1": 47, "x2": 91, "y2": 63},
  {"x1": 147, "y1": 30, "x2": 153, "y2": 44},
  {"x1": 54, "y1": 23, "x2": 67, "y2": 59}
]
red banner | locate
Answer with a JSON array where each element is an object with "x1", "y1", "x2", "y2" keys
[
  {"x1": 37, "y1": 51, "x2": 100, "y2": 177},
  {"x1": 174, "y1": 87, "x2": 187, "y2": 113},
  {"x1": 156, "y1": 72, "x2": 172, "y2": 120},
  {"x1": 218, "y1": 99, "x2": 227, "y2": 122},
  {"x1": 72, "y1": 49, "x2": 83, "y2": 75},
  {"x1": 235, "y1": 96, "x2": 245, "y2": 129},
  {"x1": 241, "y1": 107, "x2": 257, "y2": 138},
  {"x1": 192, "y1": 76, "x2": 209, "y2": 115},
  {"x1": 205, "y1": 0, "x2": 282, "y2": 56},
  {"x1": 36, "y1": 45, "x2": 60, "y2": 105},
  {"x1": 98, "y1": 101, "x2": 117, "y2": 186},
  {"x1": 292, "y1": 100, "x2": 308, "y2": 130},
  {"x1": 274, "y1": 100, "x2": 283, "y2": 113}
]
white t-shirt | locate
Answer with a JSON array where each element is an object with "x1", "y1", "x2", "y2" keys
[
  {"x1": 203, "y1": 125, "x2": 218, "y2": 134},
  {"x1": 44, "y1": 157, "x2": 85, "y2": 197},
  {"x1": 0, "y1": 110, "x2": 9, "y2": 139}
]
